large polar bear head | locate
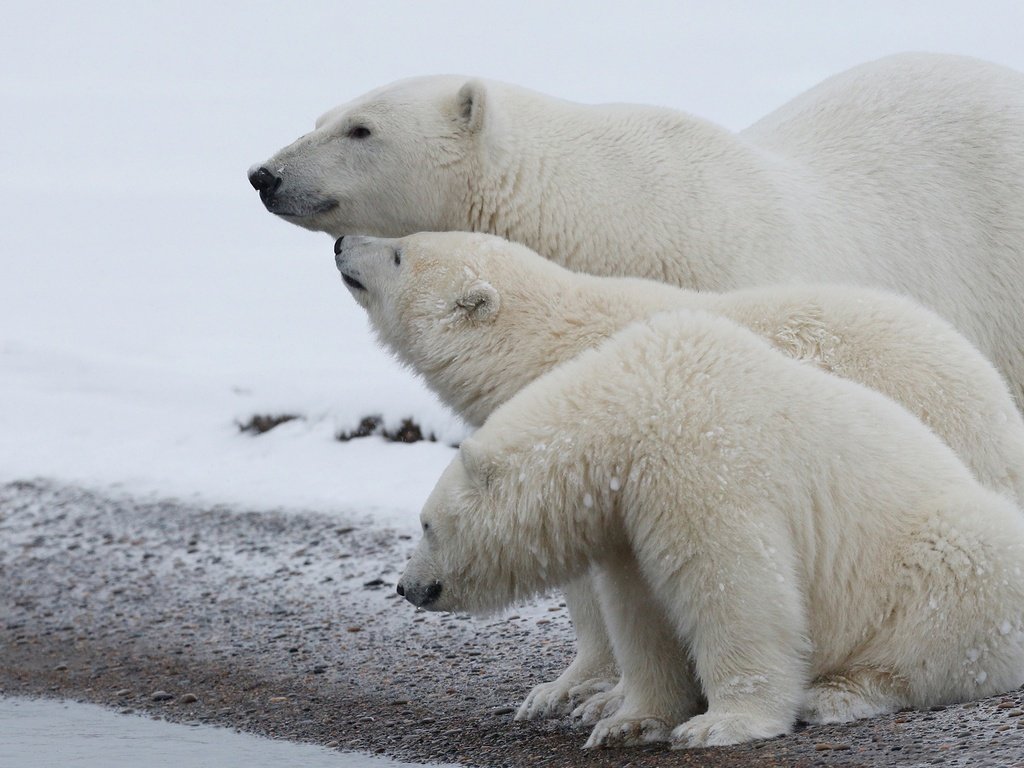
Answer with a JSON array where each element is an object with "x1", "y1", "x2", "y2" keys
[
  {"x1": 248, "y1": 76, "x2": 492, "y2": 237},
  {"x1": 334, "y1": 231, "x2": 575, "y2": 426}
]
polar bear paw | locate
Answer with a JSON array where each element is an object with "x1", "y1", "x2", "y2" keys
[
  {"x1": 515, "y1": 675, "x2": 616, "y2": 721},
  {"x1": 801, "y1": 670, "x2": 906, "y2": 724},
  {"x1": 584, "y1": 716, "x2": 672, "y2": 748},
  {"x1": 571, "y1": 681, "x2": 625, "y2": 724},
  {"x1": 671, "y1": 711, "x2": 788, "y2": 748}
]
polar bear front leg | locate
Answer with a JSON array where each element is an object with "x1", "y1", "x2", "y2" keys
[
  {"x1": 667, "y1": 532, "x2": 808, "y2": 748},
  {"x1": 515, "y1": 572, "x2": 618, "y2": 720},
  {"x1": 584, "y1": 558, "x2": 702, "y2": 748}
]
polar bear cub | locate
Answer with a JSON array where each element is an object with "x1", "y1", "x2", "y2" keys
[
  {"x1": 398, "y1": 309, "x2": 1024, "y2": 748},
  {"x1": 336, "y1": 230, "x2": 1024, "y2": 723}
]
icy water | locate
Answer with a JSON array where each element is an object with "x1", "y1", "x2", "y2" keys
[{"x1": 0, "y1": 698, "x2": 456, "y2": 768}]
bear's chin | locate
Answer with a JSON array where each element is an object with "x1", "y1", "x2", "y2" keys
[{"x1": 269, "y1": 198, "x2": 340, "y2": 229}]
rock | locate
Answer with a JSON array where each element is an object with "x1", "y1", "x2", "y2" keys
[
  {"x1": 179, "y1": 693, "x2": 198, "y2": 704},
  {"x1": 150, "y1": 690, "x2": 174, "y2": 702}
]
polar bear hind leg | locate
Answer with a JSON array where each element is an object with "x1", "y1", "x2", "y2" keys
[{"x1": 802, "y1": 667, "x2": 911, "y2": 724}]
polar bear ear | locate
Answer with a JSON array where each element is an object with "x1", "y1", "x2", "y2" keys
[
  {"x1": 453, "y1": 279, "x2": 500, "y2": 322},
  {"x1": 460, "y1": 437, "x2": 495, "y2": 488},
  {"x1": 456, "y1": 80, "x2": 487, "y2": 133}
]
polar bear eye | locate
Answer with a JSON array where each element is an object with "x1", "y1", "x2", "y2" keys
[
  {"x1": 347, "y1": 125, "x2": 372, "y2": 139},
  {"x1": 393, "y1": 250, "x2": 402, "y2": 266}
]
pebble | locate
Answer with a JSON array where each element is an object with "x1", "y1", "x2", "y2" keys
[
  {"x1": 179, "y1": 693, "x2": 198, "y2": 704},
  {"x1": 150, "y1": 690, "x2": 174, "y2": 702},
  {"x1": 814, "y1": 742, "x2": 851, "y2": 751},
  {"x1": 114, "y1": 689, "x2": 131, "y2": 697},
  {"x1": 491, "y1": 706, "x2": 515, "y2": 715},
  {"x1": 54, "y1": 663, "x2": 68, "y2": 671}
]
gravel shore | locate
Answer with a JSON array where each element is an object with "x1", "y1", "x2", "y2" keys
[{"x1": 2, "y1": 480, "x2": 1023, "y2": 767}]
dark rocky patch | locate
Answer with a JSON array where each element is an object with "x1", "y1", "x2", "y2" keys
[{"x1": 237, "y1": 413, "x2": 302, "y2": 435}]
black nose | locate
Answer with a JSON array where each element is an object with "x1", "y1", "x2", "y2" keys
[
  {"x1": 334, "y1": 236, "x2": 346, "y2": 255},
  {"x1": 396, "y1": 583, "x2": 405, "y2": 597},
  {"x1": 248, "y1": 166, "x2": 281, "y2": 198}
]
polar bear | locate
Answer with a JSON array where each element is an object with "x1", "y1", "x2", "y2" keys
[
  {"x1": 251, "y1": 54, "x2": 1024, "y2": 403},
  {"x1": 397, "y1": 309, "x2": 1024, "y2": 749},
  {"x1": 336, "y1": 230, "x2": 1024, "y2": 722}
]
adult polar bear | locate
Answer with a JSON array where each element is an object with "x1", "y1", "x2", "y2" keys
[
  {"x1": 334, "y1": 230, "x2": 1024, "y2": 730},
  {"x1": 398, "y1": 310, "x2": 1024, "y2": 748},
  {"x1": 250, "y1": 53, "x2": 1024, "y2": 402}
]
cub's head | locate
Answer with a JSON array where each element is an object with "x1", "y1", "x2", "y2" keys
[
  {"x1": 334, "y1": 231, "x2": 502, "y2": 346},
  {"x1": 334, "y1": 231, "x2": 566, "y2": 425},
  {"x1": 397, "y1": 439, "x2": 498, "y2": 614},
  {"x1": 247, "y1": 76, "x2": 492, "y2": 237},
  {"x1": 398, "y1": 419, "x2": 599, "y2": 616}
]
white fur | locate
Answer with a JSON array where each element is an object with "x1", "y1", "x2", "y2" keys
[
  {"x1": 257, "y1": 54, "x2": 1024, "y2": 402},
  {"x1": 338, "y1": 230, "x2": 1024, "y2": 725},
  {"x1": 398, "y1": 310, "x2": 1024, "y2": 748}
]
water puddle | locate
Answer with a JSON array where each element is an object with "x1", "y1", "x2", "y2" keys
[{"x1": 0, "y1": 697, "x2": 456, "y2": 768}]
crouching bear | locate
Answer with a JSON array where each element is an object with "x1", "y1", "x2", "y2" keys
[{"x1": 398, "y1": 309, "x2": 1024, "y2": 749}]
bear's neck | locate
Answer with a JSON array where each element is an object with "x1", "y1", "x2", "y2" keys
[{"x1": 452, "y1": 93, "x2": 799, "y2": 292}]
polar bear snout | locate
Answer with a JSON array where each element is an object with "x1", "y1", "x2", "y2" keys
[
  {"x1": 397, "y1": 579, "x2": 443, "y2": 608},
  {"x1": 247, "y1": 165, "x2": 281, "y2": 203},
  {"x1": 334, "y1": 236, "x2": 398, "y2": 293}
]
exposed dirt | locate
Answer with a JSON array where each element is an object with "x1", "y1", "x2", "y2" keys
[{"x1": 1, "y1": 480, "x2": 1023, "y2": 767}]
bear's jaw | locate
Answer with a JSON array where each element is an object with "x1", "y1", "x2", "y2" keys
[
  {"x1": 272, "y1": 197, "x2": 339, "y2": 222},
  {"x1": 340, "y1": 272, "x2": 367, "y2": 292}
]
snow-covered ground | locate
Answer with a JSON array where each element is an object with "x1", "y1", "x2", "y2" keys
[{"x1": 3, "y1": 0, "x2": 1024, "y2": 531}]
